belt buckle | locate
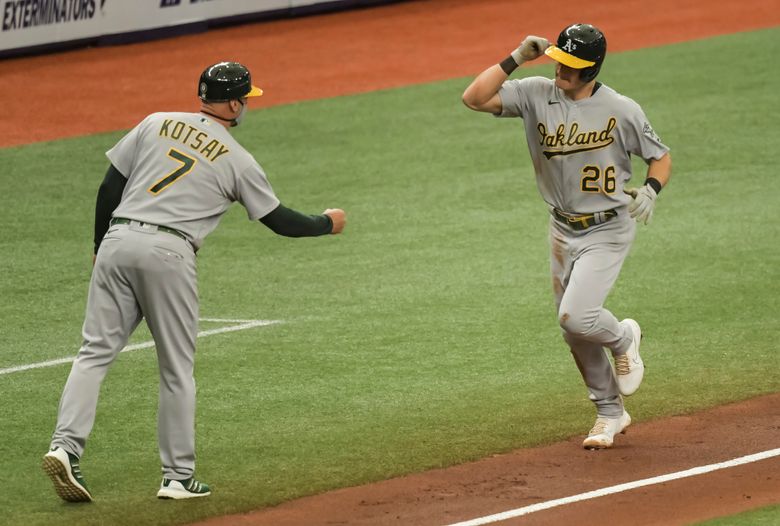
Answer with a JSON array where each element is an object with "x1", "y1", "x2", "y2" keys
[
  {"x1": 556, "y1": 208, "x2": 616, "y2": 231},
  {"x1": 572, "y1": 214, "x2": 592, "y2": 230},
  {"x1": 553, "y1": 208, "x2": 594, "y2": 230},
  {"x1": 558, "y1": 210, "x2": 590, "y2": 230}
]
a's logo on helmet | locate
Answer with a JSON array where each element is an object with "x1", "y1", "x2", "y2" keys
[
  {"x1": 199, "y1": 82, "x2": 207, "y2": 95},
  {"x1": 562, "y1": 39, "x2": 577, "y2": 52}
]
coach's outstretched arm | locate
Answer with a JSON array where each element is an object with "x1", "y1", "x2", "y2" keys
[
  {"x1": 462, "y1": 35, "x2": 549, "y2": 114},
  {"x1": 259, "y1": 204, "x2": 346, "y2": 237}
]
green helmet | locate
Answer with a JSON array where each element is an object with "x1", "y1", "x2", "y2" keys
[
  {"x1": 545, "y1": 24, "x2": 607, "y2": 82},
  {"x1": 198, "y1": 62, "x2": 263, "y2": 102}
]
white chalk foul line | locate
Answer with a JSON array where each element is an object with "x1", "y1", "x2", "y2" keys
[
  {"x1": 0, "y1": 319, "x2": 281, "y2": 376},
  {"x1": 445, "y1": 447, "x2": 780, "y2": 526}
]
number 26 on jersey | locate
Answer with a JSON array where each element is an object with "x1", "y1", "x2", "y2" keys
[{"x1": 580, "y1": 165, "x2": 616, "y2": 194}]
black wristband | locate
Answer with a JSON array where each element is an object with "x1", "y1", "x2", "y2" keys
[
  {"x1": 644, "y1": 177, "x2": 663, "y2": 195},
  {"x1": 499, "y1": 55, "x2": 519, "y2": 75}
]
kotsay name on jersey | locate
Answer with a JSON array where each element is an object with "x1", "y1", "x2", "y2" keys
[
  {"x1": 537, "y1": 117, "x2": 616, "y2": 158},
  {"x1": 159, "y1": 119, "x2": 230, "y2": 162}
]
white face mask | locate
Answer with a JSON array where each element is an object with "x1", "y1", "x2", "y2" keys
[{"x1": 232, "y1": 99, "x2": 247, "y2": 127}]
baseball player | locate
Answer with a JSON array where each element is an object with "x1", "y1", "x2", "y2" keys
[
  {"x1": 462, "y1": 24, "x2": 671, "y2": 449},
  {"x1": 42, "y1": 61, "x2": 346, "y2": 501}
]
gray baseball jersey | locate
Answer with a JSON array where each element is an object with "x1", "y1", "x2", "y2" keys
[
  {"x1": 497, "y1": 77, "x2": 669, "y2": 213},
  {"x1": 493, "y1": 76, "x2": 669, "y2": 419},
  {"x1": 50, "y1": 112, "x2": 281, "y2": 480},
  {"x1": 107, "y1": 112, "x2": 280, "y2": 250}
]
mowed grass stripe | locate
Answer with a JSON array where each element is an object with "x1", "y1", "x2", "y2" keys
[{"x1": 0, "y1": 28, "x2": 778, "y2": 526}]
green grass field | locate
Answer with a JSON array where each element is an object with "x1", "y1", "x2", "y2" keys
[
  {"x1": 1, "y1": 28, "x2": 778, "y2": 525},
  {"x1": 695, "y1": 504, "x2": 780, "y2": 526}
]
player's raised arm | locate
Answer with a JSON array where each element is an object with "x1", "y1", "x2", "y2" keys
[{"x1": 462, "y1": 35, "x2": 549, "y2": 114}]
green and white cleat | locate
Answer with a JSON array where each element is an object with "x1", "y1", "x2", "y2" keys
[
  {"x1": 157, "y1": 477, "x2": 211, "y2": 499},
  {"x1": 42, "y1": 447, "x2": 93, "y2": 502}
]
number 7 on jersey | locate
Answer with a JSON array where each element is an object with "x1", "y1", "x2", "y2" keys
[{"x1": 148, "y1": 148, "x2": 197, "y2": 195}]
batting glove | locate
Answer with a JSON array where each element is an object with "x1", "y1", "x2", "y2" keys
[
  {"x1": 624, "y1": 185, "x2": 657, "y2": 225},
  {"x1": 511, "y1": 36, "x2": 550, "y2": 65}
]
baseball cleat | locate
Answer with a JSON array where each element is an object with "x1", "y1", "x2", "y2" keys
[
  {"x1": 614, "y1": 319, "x2": 644, "y2": 396},
  {"x1": 42, "y1": 447, "x2": 93, "y2": 502},
  {"x1": 582, "y1": 411, "x2": 631, "y2": 450},
  {"x1": 157, "y1": 476, "x2": 211, "y2": 499}
]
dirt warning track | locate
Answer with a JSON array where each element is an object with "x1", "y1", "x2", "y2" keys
[{"x1": 2, "y1": 0, "x2": 779, "y2": 147}]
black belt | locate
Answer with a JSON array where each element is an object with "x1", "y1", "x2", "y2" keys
[
  {"x1": 110, "y1": 217, "x2": 187, "y2": 240},
  {"x1": 552, "y1": 208, "x2": 618, "y2": 231}
]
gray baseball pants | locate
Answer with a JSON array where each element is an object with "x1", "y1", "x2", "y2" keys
[
  {"x1": 50, "y1": 222, "x2": 198, "y2": 479},
  {"x1": 549, "y1": 212, "x2": 636, "y2": 418}
]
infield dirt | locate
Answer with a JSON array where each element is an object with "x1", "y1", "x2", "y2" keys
[
  {"x1": 192, "y1": 393, "x2": 780, "y2": 526},
  {"x1": 5, "y1": 0, "x2": 779, "y2": 524}
]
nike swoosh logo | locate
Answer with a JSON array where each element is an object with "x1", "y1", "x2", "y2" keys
[{"x1": 548, "y1": 100, "x2": 560, "y2": 105}]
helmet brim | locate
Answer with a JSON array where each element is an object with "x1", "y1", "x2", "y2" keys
[
  {"x1": 246, "y1": 85, "x2": 263, "y2": 97},
  {"x1": 544, "y1": 46, "x2": 596, "y2": 69}
]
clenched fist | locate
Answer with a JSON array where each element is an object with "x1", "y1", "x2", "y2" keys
[
  {"x1": 324, "y1": 208, "x2": 346, "y2": 234},
  {"x1": 511, "y1": 36, "x2": 550, "y2": 65}
]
